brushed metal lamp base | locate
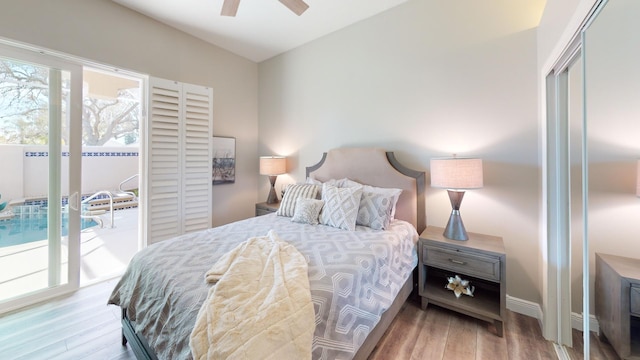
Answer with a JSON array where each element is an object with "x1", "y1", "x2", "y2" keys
[
  {"x1": 266, "y1": 175, "x2": 279, "y2": 204},
  {"x1": 443, "y1": 190, "x2": 469, "y2": 241}
]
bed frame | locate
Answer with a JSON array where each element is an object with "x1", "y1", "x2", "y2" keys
[{"x1": 120, "y1": 147, "x2": 425, "y2": 360}]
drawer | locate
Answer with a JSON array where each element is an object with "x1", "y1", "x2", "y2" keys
[
  {"x1": 423, "y1": 246, "x2": 501, "y2": 282},
  {"x1": 631, "y1": 284, "x2": 640, "y2": 316}
]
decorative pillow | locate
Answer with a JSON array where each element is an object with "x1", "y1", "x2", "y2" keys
[
  {"x1": 356, "y1": 191, "x2": 395, "y2": 230},
  {"x1": 291, "y1": 198, "x2": 324, "y2": 225},
  {"x1": 339, "y1": 178, "x2": 362, "y2": 189},
  {"x1": 305, "y1": 177, "x2": 339, "y2": 199},
  {"x1": 365, "y1": 185, "x2": 402, "y2": 218},
  {"x1": 341, "y1": 179, "x2": 403, "y2": 218},
  {"x1": 276, "y1": 184, "x2": 319, "y2": 217},
  {"x1": 319, "y1": 184, "x2": 363, "y2": 231}
]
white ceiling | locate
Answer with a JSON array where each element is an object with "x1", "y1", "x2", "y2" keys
[{"x1": 112, "y1": 0, "x2": 409, "y2": 62}]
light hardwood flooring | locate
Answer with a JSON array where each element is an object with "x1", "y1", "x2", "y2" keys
[
  {"x1": 0, "y1": 279, "x2": 619, "y2": 360},
  {"x1": 370, "y1": 293, "x2": 559, "y2": 360},
  {"x1": 565, "y1": 328, "x2": 621, "y2": 360},
  {"x1": 0, "y1": 278, "x2": 134, "y2": 360}
]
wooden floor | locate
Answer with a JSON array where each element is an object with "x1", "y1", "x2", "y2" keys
[
  {"x1": 0, "y1": 279, "x2": 619, "y2": 360},
  {"x1": 565, "y1": 327, "x2": 621, "y2": 360},
  {"x1": 0, "y1": 278, "x2": 135, "y2": 360}
]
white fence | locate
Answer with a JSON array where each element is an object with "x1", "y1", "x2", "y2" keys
[{"x1": 1, "y1": 145, "x2": 139, "y2": 204}]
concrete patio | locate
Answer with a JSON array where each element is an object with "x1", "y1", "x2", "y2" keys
[{"x1": 0, "y1": 208, "x2": 139, "y2": 303}]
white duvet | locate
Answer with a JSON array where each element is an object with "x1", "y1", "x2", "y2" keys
[{"x1": 189, "y1": 230, "x2": 316, "y2": 360}]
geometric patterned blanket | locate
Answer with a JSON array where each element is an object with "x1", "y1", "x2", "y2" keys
[{"x1": 108, "y1": 214, "x2": 418, "y2": 359}]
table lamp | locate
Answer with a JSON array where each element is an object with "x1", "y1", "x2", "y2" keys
[
  {"x1": 430, "y1": 157, "x2": 483, "y2": 240},
  {"x1": 260, "y1": 156, "x2": 287, "y2": 204},
  {"x1": 637, "y1": 160, "x2": 640, "y2": 197}
]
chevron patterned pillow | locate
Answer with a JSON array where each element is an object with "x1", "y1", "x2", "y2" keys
[{"x1": 319, "y1": 183, "x2": 363, "y2": 231}]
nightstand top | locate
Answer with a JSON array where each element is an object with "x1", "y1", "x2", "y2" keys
[
  {"x1": 255, "y1": 201, "x2": 280, "y2": 210},
  {"x1": 420, "y1": 226, "x2": 505, "y2": 255},
  {"x1": 596, "y1": 253, "x2": 640, "y2": 280}
]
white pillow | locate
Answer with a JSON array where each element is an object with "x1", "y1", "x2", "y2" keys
[
  {"x1": 319, "y1": 184, "x2": 363, "y2": 231},
  {"x1": 305, "y1": 177, "x2": 322, "y2": 186},
  {"x1": 305, "y1": 177, "x2": 339, "y2": 199},
  {"x1": 356, "y1": 191, "x2": 395, "y2": 230},
  {"x1": 291, "y1": 198, "x2": 324, "y2": 225},
  {"x1": 276, "y1": 184, "x2": 319, "y2": 217}
]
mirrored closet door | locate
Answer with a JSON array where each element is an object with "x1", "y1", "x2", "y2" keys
[{"x1": 584, "y1": 0, "x2": 640, "y2": 358}]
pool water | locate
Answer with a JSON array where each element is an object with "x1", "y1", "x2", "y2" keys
[{"x1": 0, "y1": 214, "x2": 99, "y2": 248}]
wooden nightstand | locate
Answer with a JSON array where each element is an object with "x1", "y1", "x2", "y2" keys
[
  {"x1": 596, "y1": 253, "x2": 640, "y2": 359},
  {"x1": 255, "y1": 202, "x2": 279, "y2": 216},
  {"x1": 418, "y1": 226, "x2": 506, "y2": 337}
]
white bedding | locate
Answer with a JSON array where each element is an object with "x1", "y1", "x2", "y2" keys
[
  {"x1": 190, "y1": 230, "x2": 315, "y2": 359},
  {"x1": 109, "y1": 214, "x2": 418, "y2": 359}
]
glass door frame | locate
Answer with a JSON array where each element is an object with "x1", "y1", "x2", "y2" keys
[{"x1": 0, "y1": 42, "x2": 83, "y2": 314}]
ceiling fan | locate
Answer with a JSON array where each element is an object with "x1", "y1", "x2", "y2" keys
[{"x1": 221, "y1": 0, "x2": 309, "y2": 17}]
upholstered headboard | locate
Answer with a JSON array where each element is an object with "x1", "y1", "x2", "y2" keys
[{"x1": 306, "y1": 148, "x2": 425, "y2": 233}]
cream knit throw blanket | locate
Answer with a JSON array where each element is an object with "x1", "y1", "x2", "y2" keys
[{"x1": 190, "y1": 230, "x2": 315, "y2": 360}]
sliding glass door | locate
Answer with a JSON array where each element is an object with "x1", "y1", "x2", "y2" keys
[{"x1": 0, "y1": 44, "x2": 82, "y2": 313}]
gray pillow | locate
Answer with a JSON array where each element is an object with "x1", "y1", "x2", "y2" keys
[
  {"x1": 356, "y1": 191, "x2": 394, "y2": 230},
  {"x1": 276, "y1": 184, "x2": 319, "y2": 217}
]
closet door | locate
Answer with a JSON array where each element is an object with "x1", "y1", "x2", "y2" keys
[{"x1": 145, "y1": 78, "x2": 212, "y2": 245}]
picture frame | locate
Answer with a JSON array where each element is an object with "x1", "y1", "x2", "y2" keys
[{"x1": 212, "y1": 136, "x2": 236, "y2": 185}]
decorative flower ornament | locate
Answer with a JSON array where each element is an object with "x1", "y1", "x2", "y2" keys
[{"x1": 445, "y1": 275, "x2": 475, "y2": 298}]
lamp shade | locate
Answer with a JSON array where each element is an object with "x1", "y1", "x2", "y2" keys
[
  {"x1": 431, "y1": 158, "x2": 483, "y2": 190},
  {"x1": 260, "y1": 156, "x2": 287, "y2": 176},
  {"x1": 637, "y1": 160, "x2": 640, "y2": 197}
]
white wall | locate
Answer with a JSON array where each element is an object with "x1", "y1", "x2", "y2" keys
[
  {"x1": 0, "y1": 146, "x2": 24, "y2": 202},
  {"x1": 1, "y1": 146, "x2": 138, "y2": 202},
  {"x1": 0, "y1": 0, "x2": 259, "y2": 226},
  {"x1": 258, "y1": 0, "x2": 545, "y2": 303}
]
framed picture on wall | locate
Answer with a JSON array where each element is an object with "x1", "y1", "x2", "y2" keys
[{"x1": 212, "y1": 136, "x2": 235, "y2": 185}]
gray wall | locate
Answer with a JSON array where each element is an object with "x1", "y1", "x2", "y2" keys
[
  {"x1": 258, "y1": 0, "x2": 544, "y2": 303},
  {"x1": 0, "y1": 0, "x2": 259, "y2": 226}
]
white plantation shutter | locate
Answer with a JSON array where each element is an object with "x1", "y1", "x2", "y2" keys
[
  {"x1": 181, "y1": 84, "x2": 213, "y2": 233},
  {"x1": 145, "y1": 78, "x2": 212, "y2": 244}
]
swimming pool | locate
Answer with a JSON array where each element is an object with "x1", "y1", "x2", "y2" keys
[{"x1": 0, "y1": 209, "x2": 99, "y2": 248}]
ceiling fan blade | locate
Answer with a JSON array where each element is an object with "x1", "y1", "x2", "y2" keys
[
  {"x1": 221, "y1": 0, "x2": 240, "y2": 16},
  {"x1": 278, "y1": 0, "x2": 309, "y2": 16}
]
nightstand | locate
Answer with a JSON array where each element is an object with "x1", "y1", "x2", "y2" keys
[
  {"x1": 596, "y1": 253, "x2": 640, "y2": 359},
  {"x1": 255, "y1": 202, "x2": 279, "y2": 216},
  {"x1": 418, "y1": 226, "x2": 506, "y2": 337}
]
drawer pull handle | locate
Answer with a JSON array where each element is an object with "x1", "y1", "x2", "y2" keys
[{"x1": 449, "y1": 259, "x2": 466, "y2": 265}]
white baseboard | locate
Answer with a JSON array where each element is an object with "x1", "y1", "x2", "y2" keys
[
  {"x1": 506, "y1": 295, "x2": 600, "y2": 336},
  {"x1": 506, "y1": 294, "x2": 544, "y2": 325},
  {"x1": 571, "y1": 311, "x2": 600, "y2": 335}
]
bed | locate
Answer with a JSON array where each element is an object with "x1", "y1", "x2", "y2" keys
[{"x1": 108, "y1": 147, "x2": 426, "y2": 360}]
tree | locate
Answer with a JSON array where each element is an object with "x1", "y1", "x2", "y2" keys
[
  {"x1": 0, "y1": 59, "x2": 140, "y2": 146},
  {"x1": 82, "y1": 90, "x2": 139, "y2": 146},
  {"x1": 0, "y1": 59, "x2": 52, "y2": 144}
]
